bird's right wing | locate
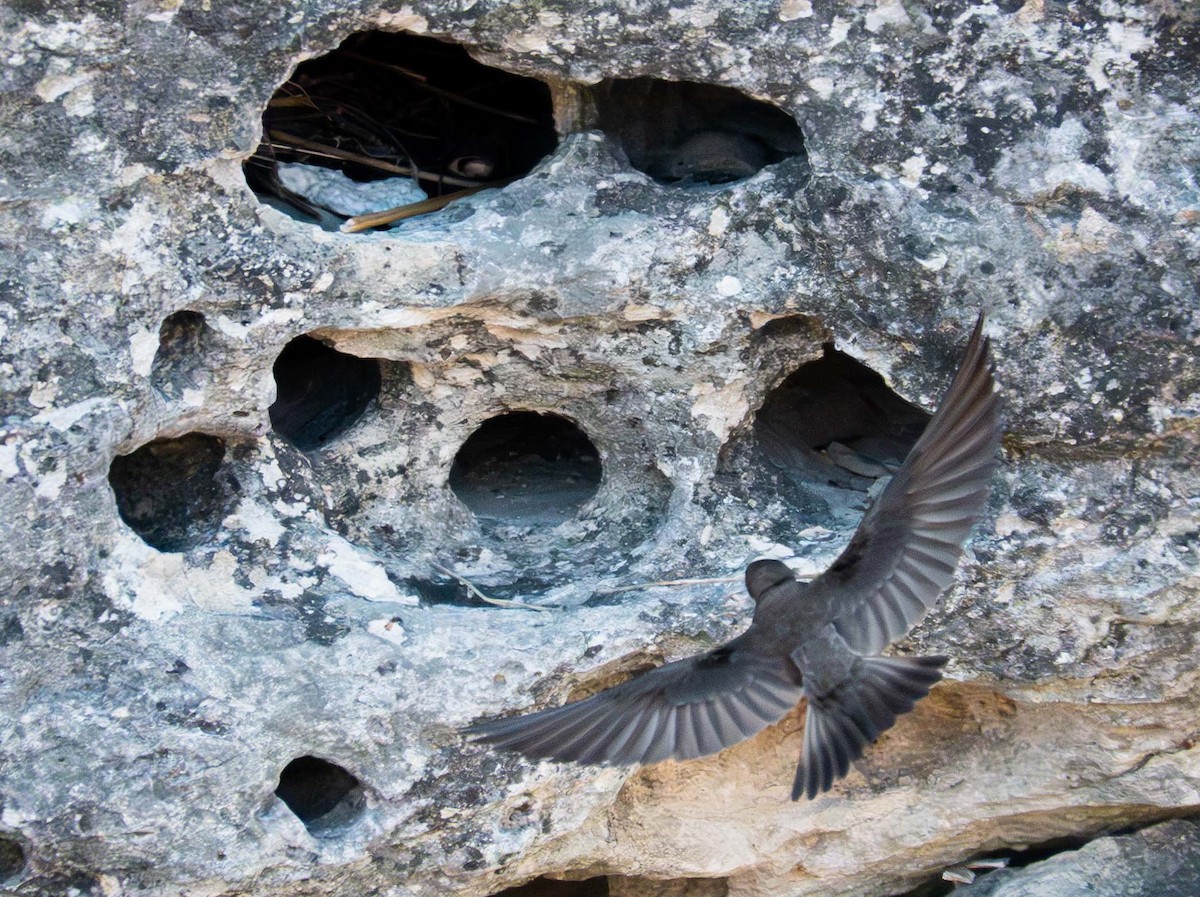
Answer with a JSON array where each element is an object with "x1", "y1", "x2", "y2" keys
[
  {"x1": 818, "y1": 315, "x2": 1001, "y2": 655},
  {"x1": 465, "y1": 635, "x2": 804, "y2": 766}
]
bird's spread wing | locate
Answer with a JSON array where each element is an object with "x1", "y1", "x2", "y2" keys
[
  {"x1": 465, "y1": 635, "x2": 804, "y2": 766},
  {"x1": 819, "y1": 315, "x2": 1001, "y2": 655}
]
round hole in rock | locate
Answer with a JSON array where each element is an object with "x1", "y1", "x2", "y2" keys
[
  {"x1": 269, "y1": 335, "x2": 382, "y2": 451},
  {"x1": 593, "y1": 77, "x2": 806, "y2": 185},
  {"x1": 449, "y1": 412, "x2": 602, "y2": 525},
  {"x1": 274, "y1": 756, "x2": 365, "y2": 835},
  {"x1": 108, "y1": 433, "x2": 234, "y2": 552},
  {"x1": 245, "y1": 31, "x2": 558, "y2": 229},
  {"x1": 754, "y1": 344, "x2": 931, "y2": 489},
  {"x1": 0, "y1": 837, "x2": 25, "y2": 879}
]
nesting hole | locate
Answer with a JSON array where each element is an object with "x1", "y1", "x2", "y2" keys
[
  {"x1": 274, "y1": 756, "x2": 365, "y2": 836},
  {"x1": 245, "y1": 31, "x2": 558, "y2": 228},
  {"x1": 108, "y1": 433, "x2": 235, "y2": 552},
  {"x1": 269, "y1": 335, "x2": 382, "y2": 451},
  {"x1": 754, "y1": 345, "x2": 931, "y2": 489},
  {"x1": 593, "y1": 78, "x2": 805, "y2": 185},
  {"x1": 0, "y1": 837, "x2": 25, "y2": 880},
  {"x1": 449, "y1": 412, "x2": 602, "y2": 525}
]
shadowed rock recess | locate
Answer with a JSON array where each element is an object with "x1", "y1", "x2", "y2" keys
[{"x1": 0, "y1": 3, "x2": 1197, "y2": 897}]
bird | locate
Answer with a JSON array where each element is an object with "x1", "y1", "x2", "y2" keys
[
  {"x1": 646, "y1": 130, "x2": 771, "y2": 184},
  {"x1": 465, "y1": 314, "x2": 1001, "y2": 800}
]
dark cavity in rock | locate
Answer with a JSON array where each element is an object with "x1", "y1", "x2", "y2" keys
[
  {"x1": 0, "y1": 837, "x2": 25, "y2": 879},
  {"x1": 493, "y1": 876, "x2": 609, "y2": 897},
  {"x1": 274, "y1": 756, "x2": 365, "y2": 836},
  {"x1": 269, "y1": 335, "x2": 381, "y2": 451},
  {"x1": 593, "y1": 77, "x2": 806, "y2": 185},
  {"x1": 108, "y1": 433, "x2": 235, "y2": 552},
  {"x1": 494, "y1": 876, "x2": 729, "y2": 897},
  {"x1": 245, "y1": 30, "x2": 558, "y2": 228},
  {"x1": 896, "y1": 817, "x2": 1200, "y2": 896},
  {"x1": 755, "y1": 344, "x2": 931, "y2": 490},
  {"x1": 151, "y1": 310, "x2": 216, "y2": 398},
  {"x1": 449, "y1": 411, "x2": 602, "y2": 525}
]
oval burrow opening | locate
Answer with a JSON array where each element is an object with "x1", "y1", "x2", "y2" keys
[
  {"x1": 108, "y1": 432, "x2": 238, "y2": 552},
  {"x1": 274, "y1": 755, "x2": 366, "y2": 836},
  {"x1": 245, "y1": 30, "x2": 558, "y2": 231},
  {"x1": 707, "y1": 322, "x2": 933, "y2": 549},
  {"x1": 0, "y1": 837, "x2": 25, "y2": 881},
  {"x1": 269, "y1": 335, "x2": 383, "y2": 451},
  {"x1": 449, "y1": 411, "x2": 603, "y2": 526},
  {"x1": 592, "y1": 77, "x2": 806, "y2": 186},
  {"x1": 753, "y1": 343, "x2": 931, "y2": 491}
]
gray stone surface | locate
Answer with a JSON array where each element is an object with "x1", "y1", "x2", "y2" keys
[
  {"x1": 956, "y1": 819, "x2": 1200, "y2": 896},
  {"x1": 0, "y1": 1, "x2": 1198, "y2": 897}
]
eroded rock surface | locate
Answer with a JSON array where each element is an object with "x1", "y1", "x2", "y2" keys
[
  {"x1": 0, "y1": 1, "x2": 1197, "y2": 896},
  {"x1": 956, "y1": 818, "x2": 1200, "y2": 896}
]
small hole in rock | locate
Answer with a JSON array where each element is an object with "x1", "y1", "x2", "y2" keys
[
  {"x1": 108, "y1": 433, "x2": 234, "y2": 552},
  {"x1": 274, "y1": 756, "x2": 365, "y2": 835},
  {"x1": 246, "y1": 31, "x2": 558, "y2": 229},
  {"x1": 449, "y1": 411, "x2": 602, "y2": 525},
  {"x1": 0, "y1": 838, "x2": 25, "y2": 879},
  {"x1": 269, "y1": 335, "x2": 382, "y2": 451},
  {"x1": 754, "y1": 345, "x2": 931, "y2": 490},
  {"x1": 593, "y1": 77, "x2": 806, "y2": 185},
  {"x1": 151, "y1": 310, "x2": 215, "y2": 397}
]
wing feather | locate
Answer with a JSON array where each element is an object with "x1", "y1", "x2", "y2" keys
[
  {"x1": 643, "y1": 707, "x2": 678, "y2": 764},
  {"x1": 819, "y1": 315, "x2": 1001, "y2": 655},
  {"x1": 465, "y1": 635, "x2": 804, "y2": 766}
]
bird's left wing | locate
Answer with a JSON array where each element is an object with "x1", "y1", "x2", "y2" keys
[
  {"x1": 818, "y1": 315, "x2": 1001, "y2": 655},
  {"x1": 465, "y1": 635, "x2": 803, "y2": 766}
]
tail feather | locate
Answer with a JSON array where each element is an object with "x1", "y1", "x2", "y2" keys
[{"x1": 791, "y1": 655, "x2": 946, "y2": 801}]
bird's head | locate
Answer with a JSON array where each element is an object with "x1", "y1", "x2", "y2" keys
[{"x1": 744, "y1": 558, "x2": 796, "y2": 602}]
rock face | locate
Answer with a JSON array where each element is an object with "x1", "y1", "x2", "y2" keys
[
  {"x1": 956, "y1": 818, "x2": 1200, "y2": 896},
  {"x1": 1, "y1": 2, "x2": 1197, "y2": 897}
]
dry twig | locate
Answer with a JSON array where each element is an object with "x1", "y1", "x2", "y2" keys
[
  {"x1": 341, "y1": 186, "x2": 492, "y2": 232},
  {"x1": 268, "y1": 131, "x2": 489, "y2": 189},
  {"x1": 592, "y1": 570, "x2": 817, "y2": 598},
  {"x1": 430, "y1": 561, "x2": 554, "y2": 612}
]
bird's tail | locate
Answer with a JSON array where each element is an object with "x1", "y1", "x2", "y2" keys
[{"x1": 792, "y1": 654, "x2": 946, "y2": 801}]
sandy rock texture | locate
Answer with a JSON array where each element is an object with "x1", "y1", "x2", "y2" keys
[{"x1": 0, "y1": 1, "x2": 1197, "y2": 896}]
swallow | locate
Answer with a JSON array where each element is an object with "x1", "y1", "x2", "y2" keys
[{"x1": 466, "y1": 315, "x2": 1000, "y2": 800}]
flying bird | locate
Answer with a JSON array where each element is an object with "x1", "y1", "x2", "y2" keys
[{"x1": 466, "y1": 315, "x2": 1001, "y2": 800}]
